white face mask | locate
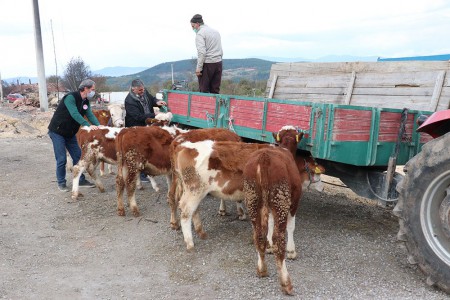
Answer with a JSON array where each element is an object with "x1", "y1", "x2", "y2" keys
[{"x1": 87, "y1": 90, "x2": 95, "y2": 99}]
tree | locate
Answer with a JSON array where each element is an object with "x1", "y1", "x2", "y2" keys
[
  {"x1": 62, "y1": 57, "x2": 92, "y2": 92},
  {"x1": 90, "y1": 75, "x2": 109, "y2": 94}
]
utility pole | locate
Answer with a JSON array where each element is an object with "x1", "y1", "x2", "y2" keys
[
  {"x1": 51, "y1": 19, "x2": 59, "y2": 101},
  {"x1": 32, "y1": 0, "x2": 48, "y2": 111},
  {"x1": 0, "y1": 71, "x2": 3, "y2": 101}
]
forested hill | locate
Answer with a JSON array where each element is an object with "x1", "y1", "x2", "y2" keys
[{"x1": 106, "y1": 58, "x2": 275, "y2": 90}]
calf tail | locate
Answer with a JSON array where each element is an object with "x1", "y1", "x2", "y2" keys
[
  {"x1": 256, "y1": 152, "x2": 272, "y2": 230},
  {"x1": 257, "y1": 152, "x2": 271, "y2": 204}
]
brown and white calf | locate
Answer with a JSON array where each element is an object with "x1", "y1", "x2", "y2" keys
[
  {"x1": 89, "y1": 104, "x2": 125, "y2": 176},
  {"x1": 172, "y1": 127, "x2": 300, "y2": 249},
  {"x1": 243, "y1": 147, "x2": 302, "y2": 295},
  {"x1": 167, "y1": 128, "x2": 242, "y2": 229},
  {"x1": 115, "y1": 125, "x2": 187, "y2": 217},
  {"x1": 72, "y1": 126, "x2": 124, "y2": 200}
]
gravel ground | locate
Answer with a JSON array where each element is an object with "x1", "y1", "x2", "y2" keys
[{"x1": 0, "y1": 105, "x2": 448, "y2": 299}]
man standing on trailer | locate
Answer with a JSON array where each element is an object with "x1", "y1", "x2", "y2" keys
[{"x1": 190, "y1": 14, "x2": 223, "y2": 94}]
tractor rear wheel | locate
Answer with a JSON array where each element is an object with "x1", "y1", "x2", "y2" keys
[{"x1": 395, "y1": 132, "x2": 450, "y2": 293}]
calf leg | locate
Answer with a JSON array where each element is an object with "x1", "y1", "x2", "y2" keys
[
  {"x1": 236, "y1": 200, "x2": 247, "y2": 220},
  {"x1": 125, "y1": 169, "x2": 140, "y2": 217},
  {"x1": 266, "y1": 213, "x2": 274, "y2": 254},
  {"x1": 116, "y1": 169, "x2": 126, "y2": 216},
  {"x1": 192, "y1": 208, "x2": 207, "y2": 239},
  {"x1": 107, "y1": 163, "x2": 115, "y2": 175},
  {"x1": 286, "y1": 213, "x2": 297, "y2": 259},
  {"x1": 99, "y1": 161, "x2": 106, "y2": 176},
  {"x1": 168, "y1": 172, "x2": 181, "y2": 230},
  {"x1": 72, "y1": 163, "x2": 84, "y2": 200},
  {"x1": 254, "y1": 225, "x2": 269, "y2": 278},
  {"x1": 86, "y1": 160, "x2": 105, "y2": 193},
  {"x1": 273, "y1": 218, "x2": 293, "y2": 295},
  {"x1": 219, "y1": 199, "x2": 228, "y2": 216},
  {"x1": 219, "y1": 200, "x2": 247, "y2": 220},
  {"x1": 179, "y1": 191, "x2": 205, "y2": 250},
  {"x1": 149, "y1": 176, "x2": 160, "y2": 192}
]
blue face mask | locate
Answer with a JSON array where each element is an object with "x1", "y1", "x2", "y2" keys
[
  {"x1": 193, "y1": 28, "x2": 199, "y2": 34},
  {"x1": 87, "y1": 90, "x2": 95, "y2": 99}
]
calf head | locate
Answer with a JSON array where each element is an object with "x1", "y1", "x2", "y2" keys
[
  {"x1": 145, "y1": 112, "x2": 173, "y2": 127},
  {"x1": 273, "y1": 125, "x2": 304, "y2": 156},
  {"x1": 108, "y1": 104, "x2": 125, "y2": 127},
  {"x1": 302, "y1": 156, "x2": 326, "y2": 192}
]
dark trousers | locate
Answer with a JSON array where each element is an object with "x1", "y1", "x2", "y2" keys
[
  {"x1": 198, "y1": 61, "x2": 222, "y2": 94},
  {"x1": 48, "y1": 131, "x2": 86, "y2": 185}
]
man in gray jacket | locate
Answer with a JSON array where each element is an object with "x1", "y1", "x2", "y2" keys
[{"x1": 190, "y1": 14, "x2": 223, "y2": 94}]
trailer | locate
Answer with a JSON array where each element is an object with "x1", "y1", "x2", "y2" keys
[{"x1": 161, "y1": 61, "x2": 450, "y2": 293}]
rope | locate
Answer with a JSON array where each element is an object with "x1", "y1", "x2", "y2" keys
[
  {"x1": 228, "y1": 106, "x2": 236, "y2": 132},
  {"x1": 205, "y1": 111, "x2": 214, "y2": 127}
]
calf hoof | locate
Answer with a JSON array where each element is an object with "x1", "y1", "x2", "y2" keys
[
  {"x1": 257, "y1": 266, "x2": 268, "y2": 277},
  {"x1": 186, "y1": 242, "x2": 195, "y2": 251},
  {"x1": 170, "y1": 222, "x2": 180, "y2": 230},
  {"x1": 281, "y1": 280, "x2": 294, "y2": 296},
  {"x1": 117, "y1": 209, "x2": 125, "y2": 216},
  {"x1": 198, "y1": 231, "x2": 207, "y2": 240},
  {"x1": 218, "y1": 209, "x2": 229, "y2": 216},
  {"x1": 71, "y1": 193, "x2": 79, "y2": 200},
  {"x1": 287, "y1": 250, "x2": 297, "y2": 260},
  {"x1": 238, "y1": 214, "x2": 247, "y2": 221},
  {"x1": 99, "y1": 187, "x2": 105, "y2": 193},
  {"x1": 132, "y1": 208, "x2": 141, "y2": 217}
]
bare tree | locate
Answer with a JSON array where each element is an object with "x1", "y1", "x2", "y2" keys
[{"x1": 62, "y1": 57, "x2": 92, "y2": 91}]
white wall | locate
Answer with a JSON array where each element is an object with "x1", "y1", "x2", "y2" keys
[{"x1": 100, "y1": 91, "x2": 129, "y2": 104}]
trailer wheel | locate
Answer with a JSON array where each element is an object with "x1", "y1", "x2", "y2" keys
[{"x1": 395, "y1": 132, "x2": 450, "y2": 293}]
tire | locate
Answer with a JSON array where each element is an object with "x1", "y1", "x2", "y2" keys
[{"x1": 395, "y1": 132, "x2": 450, "y2": 293}]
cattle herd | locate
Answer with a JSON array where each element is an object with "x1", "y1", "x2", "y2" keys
[{"x1": 70, "y1": 104, "x2": 325, "y2": 295}]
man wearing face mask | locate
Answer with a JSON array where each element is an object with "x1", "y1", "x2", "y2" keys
[
  {"x1": 190, "y1": 14, "x2": 223, "y2": 94},
  {"x1": 48, "y1": 79, "x2": 100, "y2": 192},
  {"x1": 124, "y1": 79, "x2": 167, "y2": 127},
  {"x1": 124, "y1": 79, "x2": 167, "y2": 182}
]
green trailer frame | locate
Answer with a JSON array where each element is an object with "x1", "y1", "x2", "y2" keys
[{"x1": 163, "y1": 89, "x2": 432, "y2": 167}]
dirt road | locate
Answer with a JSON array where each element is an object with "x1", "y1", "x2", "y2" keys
[{"x1": 0, "y1": 106, "x2": 448, "y2": 299}]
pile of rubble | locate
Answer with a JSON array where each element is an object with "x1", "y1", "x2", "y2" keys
[{"x1": 0, "y1": 101, "x2": 53, "y2": 138}]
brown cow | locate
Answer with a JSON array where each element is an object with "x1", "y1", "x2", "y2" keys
[
  {"x1": 243, "y1": 147, "x2": 302, "y2": 295},
  {"x1": 172, "y1": 127, "x2": 300, "y2": 249},
  {"x1": 72, "y1": 126, "x2": 124, "y2": 200},
  {"x1": 167, "y1": 128, "x2": 242, "y2": 230},
  {"x1": 83, "y1": 104, "x2": 125, "y2": 177},
  {"x1": 115, "y1": 125, "x2": 187, "y2": 217}
]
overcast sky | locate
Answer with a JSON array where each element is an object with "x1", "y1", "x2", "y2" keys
[{"x1": 1, "y1": 0, "x2": 450, "y2": 78}]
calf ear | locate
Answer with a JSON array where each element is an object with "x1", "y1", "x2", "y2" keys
[
  {"x1": 272, "y1": 132, "x2": 279, "y2": 143},
  {"x1": 296, "y1": 132, "x2": 304, "y2": 143},
  {"x1": 145, "y1": 118, "x2": 157, "y2": 125}
]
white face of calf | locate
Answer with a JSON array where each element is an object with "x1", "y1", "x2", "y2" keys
[
  {"x1": 108, "y1": 104, "x2": 125, "y2": 127},
  {"x1": 303, "y1": 174, "x2": 324, "y2": 192}
]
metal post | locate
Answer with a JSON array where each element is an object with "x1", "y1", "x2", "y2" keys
[
  {"x1": 0, "y1": 71, "x2": 3, "y2": 101},
  {"x1": 32, "y1": 0, "x2": 48, "y2": 111}
]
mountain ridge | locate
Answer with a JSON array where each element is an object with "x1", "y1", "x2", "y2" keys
[{"x1": 2, "y1": 55, "x2": 380, "y2": 86}]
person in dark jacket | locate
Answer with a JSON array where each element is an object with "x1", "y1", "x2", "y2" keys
[
  {"x1": 48, "y1": 79, "x2": 100, "y2": 192},
  {"x1": 124, "y1": 79, "x2": 167, "y2": 182},
  {"x1": 124, "y1": 79, "x2": 167, "y2": 127}
]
